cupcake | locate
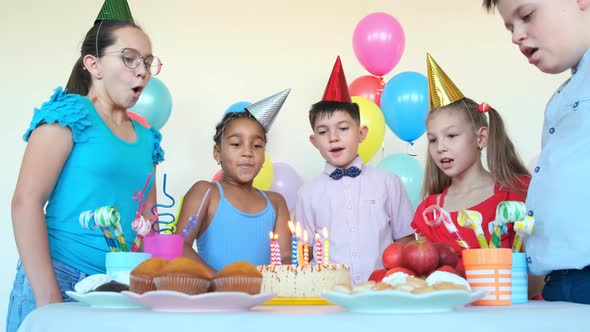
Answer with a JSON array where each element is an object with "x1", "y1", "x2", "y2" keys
[
  {"x1": 129, "y1": 258, "x2": 168, "y2": 294},
  {"x1": 212, "y1": 261, "x2": 262, "y2": 295},
  {"x1": 153, "y1": 257, "x2": 212, "y2": 295}
]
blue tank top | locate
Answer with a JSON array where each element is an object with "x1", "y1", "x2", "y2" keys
[
  {"x1": 23, "y1": 87, "x2": 165, "y2": 274},
  {"x1": 196, "y1": 182, "x2": 275, "y2": 271}
]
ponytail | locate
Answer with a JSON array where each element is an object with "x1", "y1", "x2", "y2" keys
[{"x1": 65, "y1": 57, "x2": 92, "y2": 96}]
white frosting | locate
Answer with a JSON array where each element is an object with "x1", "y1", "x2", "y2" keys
[
  {"x1": 74, "y1": 274, "x2": 111, "y2": 294},
  {"x1": 381, "y1": 272, "x2": 410, "y2": 286},
  {"x1": 258, "y1": 264, "x2": 351, "y2": 297},
  {"x1": 425, "y1": 271, "x2": 471, "y2": 290}
]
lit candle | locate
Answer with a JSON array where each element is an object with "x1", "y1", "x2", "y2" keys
[
  {"x1": 274, "y1": 233, "x2": 282, "y2": 265},
  {"x1": 288, "y1": 221, "x2": 298, "y2": 266},
  {"x1": 323, "y1": 227, "x2": 329, "y2": 265},
  {"x1": 269, "y1": 231, "x2": 276, "y2": 265},
  {"x1": 315, "y1": 233, "x2": 323, "y2": 265},
  {"x1": 296, "y1": 223, "x2": 303, "y2": 266},
  {"x1": 303, "y1": 231, "x2": 309, "y2": 266}
]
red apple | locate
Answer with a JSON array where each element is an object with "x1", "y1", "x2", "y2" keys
[
  {"x1": 384, "y1": 267, "x2": 417, "y2": 277},
  {"x1": 435, "y1": 265, "x2": 461, "y2": 277},
  {"x1": 402, "y1": 241, "x2": 439, "y2": 276},
  {"x1": 382, "y1": 242, "x2": 404, "y2": 269},
  {"x1": 368, "y1": 269, "x2": 388, "y2": 282},
  {"x1": 433, "y1": 242, "x2": 459, "y2": 268}
]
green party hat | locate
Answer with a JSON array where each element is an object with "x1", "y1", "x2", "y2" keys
[{"x1": 95, "y1": 0, "x2": 134, "y2": 23}]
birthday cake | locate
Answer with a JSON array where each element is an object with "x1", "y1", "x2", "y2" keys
[{"x1": 257, "y1": 264, "x2": 351, "y2": 297}]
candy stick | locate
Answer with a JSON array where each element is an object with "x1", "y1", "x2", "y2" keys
[
  {"x1": 422, "y1": 205, "x2": 470, "y2": 249},
  {"x1": 131, "y1": 215, "x2": 152, "y2": 252},
  {"x1": 181, "y1": 188, "x2": 211, "y2": 238},
  {"x1": 457, "y1": 210, "x2": 488, "y2": 248},
  {"x1": 513, "y1": 216, "x2": 535, "y2": 253}
]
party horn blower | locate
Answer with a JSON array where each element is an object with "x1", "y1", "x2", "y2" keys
[
  {"x1": 491, "y1": 201, "x2": 527, "y2": 248},
  {"x1": 422, "y1": 205, "x2": 470, "y2": 249},
  {"x1": 513, "y1": 216, "x2": 535, "y2": 253},
  {"x1": 81, "y1": 207, "x2": 118, "y2": 252},
  {"x1": 457, "y1": 209, "x2": 488, "y2": 248},
  {"x1": 95, "y1": 206, "x2": 127, "y2": 252},
  {"x1": 131, "y1": 215, "x2": 152, "y2": 252}
]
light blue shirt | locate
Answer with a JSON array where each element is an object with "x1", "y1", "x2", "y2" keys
[
  {"x1": 526, "y1": 49, "x2": 590, "y2": 275},
  {"x1": 24, "y1": 87, "x2": 165, "y2": 275}
]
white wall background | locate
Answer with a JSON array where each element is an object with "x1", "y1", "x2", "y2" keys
[{"x1": 0, "y1": 0, "x2": 566, "y2": 327}]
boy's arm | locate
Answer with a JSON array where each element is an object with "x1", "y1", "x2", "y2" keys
[
  {"x1": 268, "y1": 192, "x2": 292, "y2": 264},
  {"x1": 175, "y1": 181, "x2": 217, "y2": 275},
  {"x1": 387, "y1": 174, "x2": 416, "y2": 242}
]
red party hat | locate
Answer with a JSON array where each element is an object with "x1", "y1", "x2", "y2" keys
[{"x1": 322, "y1": 56, "x2": 352, "y2": 103}]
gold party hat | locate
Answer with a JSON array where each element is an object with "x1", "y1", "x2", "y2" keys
[
  {"x1": 427, "y1": 53, "x2": 464, "y2": 110},
  {"x1": 95, "y1": 0, "x2": 134, "y2": 23}
]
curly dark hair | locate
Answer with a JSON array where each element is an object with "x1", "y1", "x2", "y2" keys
[{"x1": 213, "y1": 112, "x2": 266, "y2": 145}]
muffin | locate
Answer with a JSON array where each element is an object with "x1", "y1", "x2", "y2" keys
[
  {"x1": 212, "y1": 261, "x2": 263, "y2": 295},
  {"x1": 129, "y1": 258, "x2": 169, "y2": 294},
  {"x1": 153, "y1": 257, "x2": 212, "y2": 295}
]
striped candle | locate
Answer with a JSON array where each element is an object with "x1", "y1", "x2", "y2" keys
[
  {"x1": 288, "y1": 221, "x2": 298, "y2": 266},
  {"x1": 315, "y1": 233, "x2": 323, "y2": 265},
  {"x1": 296, "y1": 223, "x2": 303, "y2": 266},
  {"x1": 323, "y1": 227, "x2": 329, "y2": 265},
  {"x1": 303, "y1": 231, "x2": 309, "y2": 266},
  {"x1": 273, "y1": 233, "x2": 282, "y2": 265}
]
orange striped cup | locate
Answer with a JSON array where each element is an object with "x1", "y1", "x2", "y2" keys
[{"x1": 463, "y1": 248, "x2": 512, "y2": 305}]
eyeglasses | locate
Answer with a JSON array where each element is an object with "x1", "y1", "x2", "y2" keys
[{"x1": 102, "y1": 48, "x2": 162, "y2": 76}]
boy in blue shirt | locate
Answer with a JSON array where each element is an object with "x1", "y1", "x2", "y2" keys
[{"x1": 483, "y1": 0, "x2": 590, "y2": 303}]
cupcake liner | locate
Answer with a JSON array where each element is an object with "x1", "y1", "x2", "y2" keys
[
  {"x1": 212, "y1": 276, "x2": 262, "y2": 295},
  {"x1": 129, "y1": 275, "x2": 156, "y2": 294},
  {"x1": 153, "y1": 275, "x2": 210, "y2": 295}
]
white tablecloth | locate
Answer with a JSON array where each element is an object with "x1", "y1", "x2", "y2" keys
[{"x1": 18, "y1": 301, "x2": 590, "y2": 332}]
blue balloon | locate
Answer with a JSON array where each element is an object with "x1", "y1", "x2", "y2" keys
[
  {"x1": 380, "y1": 71, "x2": 428, "y2": 142},
  {"x1": 130, "y1": 77, "x2": 173, "y2": 130},
  {"x1": 224, "y1": 101, "x2": 251, "y2": 115},
  {"x1": 377, "y1": 153, "x2": 424, "y2": 208}
]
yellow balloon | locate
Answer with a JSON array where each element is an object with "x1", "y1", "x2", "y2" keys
[
  {"x1": 253, "y1": 154, "x2": 274, "y2": 190},
  {"x1": 353, "y1": 96, "x2": 385, "y2": 163}
]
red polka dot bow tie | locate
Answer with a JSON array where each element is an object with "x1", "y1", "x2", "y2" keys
[{"x1": 329, "y1": 166, "x2": 361, "y2": 180}]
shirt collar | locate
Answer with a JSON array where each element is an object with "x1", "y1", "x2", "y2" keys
[
  {"x1": 323, "y1": 155, "x2": 364, "y2": 176},
  {"x1": 572, "y1": 47, "x2": 590, "y2": 76}
]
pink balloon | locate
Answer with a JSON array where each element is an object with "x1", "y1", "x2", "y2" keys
[
  {"x1": 349, "y1": 75, "x2": 386, "y2": 107},
  {"x1": 128, "y1": 111, "x2": 151, "y2": 128},
  {"x1": 353, "y1": 12, "x2": 406, "y2": 77},
  {"x1": 212, "y1": 169, "x2": 223, "y2": 182},
  {"x1": 269, "y1": 162, "x2": 303, "y2": 211}
]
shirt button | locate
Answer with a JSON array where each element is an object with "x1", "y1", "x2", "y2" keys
[
  {"x1": 355, "y1": 276, "x2": 361, "y2": 281},
  {"x1": 348, "y1": 205, "x2": 352, "y2": 209},
  {"x1": 370, "y1": 200, "x2": 375, "y2": 205},
  {"x1": 534, "y1": 166, "x2": 540, "y2": 173},
  {"x1": 528, "y1": 210, "x2": 534, "y2": 217},
  {"x1": 352, "y1": 252, "x2": 358, "y2": 257},
  {"x1": 350, "y1": 227, "x2": 355, "y2": 232},
  {"x1": 573, "y1": 102, "x2": 579, "y2": 109},
  {"x1": 549, "y1": 127, "x2": 555, "y2": 134}
]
